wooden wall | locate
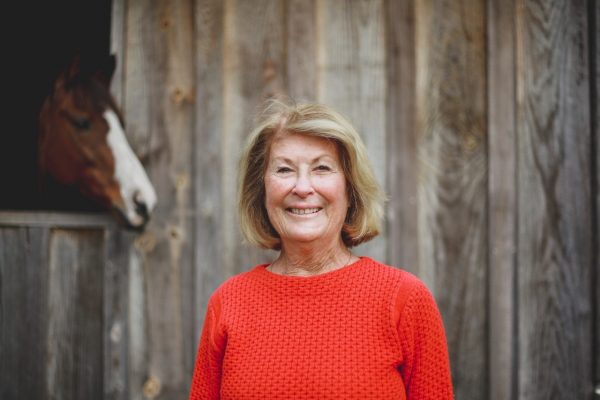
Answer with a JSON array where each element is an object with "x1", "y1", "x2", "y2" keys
[
  {"x1": 1, "y1": 0, "x2": 597, "y2": 399},
  {"x1": 0, "y1": 214, "x2": 134, "y2": 399}
]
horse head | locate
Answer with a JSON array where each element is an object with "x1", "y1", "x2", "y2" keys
[{"x1": 38, "y1": 55, "x2": 157, "y2": 230}]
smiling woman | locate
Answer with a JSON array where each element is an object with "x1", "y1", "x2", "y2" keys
[
  {"x1": 263, "y1": 133, "x2": 350, "y2": 272},
  {"x1": 189, "y1": 99, "x2": 454, "y2": 399}
]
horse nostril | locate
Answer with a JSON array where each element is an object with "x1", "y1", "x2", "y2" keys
[{"x1": 133, "y1": 191, "x2": 150, "y2": 222}]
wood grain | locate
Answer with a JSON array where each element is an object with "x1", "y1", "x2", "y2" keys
[
  {"x1": 515, "y1": 0, "x2": 593, "y2": 398},
  {"x1": 4, "y1": 1, "x2": 598, "y2": 398},
  {"x1": 46, "y1": 229, "x2": 105, "y2": 399},
  {"x1": 104, "y1": 229, "x2": 137, "y2": 400},
  {"x1": 594, "y1": 0, "x2": 600, "y2": 389},
  {"x1": 0, "y1": 211, "x2": 116, "y2": 228},
  {"x1": 123, "y1": 0, "x2": 167, "y2": 162},
  {"x1": 487, "y1": 0, "x2": 517, "y2": 399},
  {"x1": 415, "y1": 0, "x2": 488, "y2": 398},
  {"x1": 123, "y1": 0, "x2": 196, "y2": 398},
  {"x1": 110, "y1": 0, "x2": 126, "y2": 106},
  {"x1": 0, "y1": 227, "x2": 50, "y2": 400},
  {"x1": 384, "y1": 0, "x2": 418, "y2": 273},
  {"x1": 316, "y1": 0, "x2": 387, "y2": 262},
  {"x1": 222, "y1": 0, "x2": 284, "y2": 274},
  {"x1": 287, "y1": 0, "x2": 317, "y2": 101},
  {"x1": 193, "y1": 0, "x2": 227, "y2": 358}
]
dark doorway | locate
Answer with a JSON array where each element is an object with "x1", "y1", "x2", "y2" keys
[{"x1": 3, "y1": 0, "x2": 113, "y2": 210}]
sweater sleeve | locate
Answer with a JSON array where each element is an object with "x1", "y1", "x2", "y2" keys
[
  {"x1": 189, "y1": 290, "x2": 227, "y2": 400},
  {"x1": 395, "y1": 276, "x2": 454, "y2": 400}
]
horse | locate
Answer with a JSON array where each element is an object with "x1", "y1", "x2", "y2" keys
[{"x1": 36, "y1": 54, "x2": 157, "y2": 230}]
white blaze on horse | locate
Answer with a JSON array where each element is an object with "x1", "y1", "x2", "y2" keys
[{"x1": 37, "y1": 55, "x2": 157, "y2": 229}]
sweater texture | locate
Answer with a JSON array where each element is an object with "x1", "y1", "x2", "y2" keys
[{"x1": 189, "y1": 257, "x2": 453, "y2": 399}]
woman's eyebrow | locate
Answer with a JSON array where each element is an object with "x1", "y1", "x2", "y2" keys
[{"x1": 270, "y1": 154, "x2": 335, "y2": 163}]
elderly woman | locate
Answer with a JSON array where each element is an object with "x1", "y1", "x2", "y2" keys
[{"x1": 189, "y1": 100, "x2": 453, "y2": 399}]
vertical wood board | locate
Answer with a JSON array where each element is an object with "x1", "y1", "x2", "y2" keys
[
  {"x1": 104, "y1": 229, "x2": 136, "y2": 400},
  {"x1": 222, "y1": 0, "x2": 284, "y2": 274},
  {"x1": 515, "y1": 0, "x2": 593, "y2": 398},
  {"x1": 287, "y1": 0, "x2": 317, "y2": 101},
  {"x1": 316, "y1": 0, "x2": 387, "y2": 262},
  {"x1": 0, "y1": 227, "x2": 50, "y2": 400},
  {"x1": 193, "y1": 0, "x2": 227, "y2": 353},
  {"x1": 415, "y1": 0, "x2": 488, "y2": 398},
  {"x1": 594, "y1": 0, "x2": 600, "y2": 390},
  {"x1": 110, "y1": 0, "x2": 126, "y2": 106},
  {"x1": 596, "y1": 0, "x2": 600, "y2": 389},
  {"x1": 487, "y1": 0, "x2": 517, "y2": 399},
  {"x1": 46, "y1": 229, "x2": 105, "y2": 400},
  {"x1": 384, "y1": 0, "x2": 419, "y2": 273},
  {"x1": 122, "y1": 0, "x2": 196, "y2": 398}
]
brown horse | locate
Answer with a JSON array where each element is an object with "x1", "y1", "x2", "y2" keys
[{"x1": 37, "y1": 55, "x2": 156, "y2": 229}]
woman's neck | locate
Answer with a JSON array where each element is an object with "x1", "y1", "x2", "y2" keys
[{"x1": 268, "y1": 240, "x2": 357, "y2": 277}]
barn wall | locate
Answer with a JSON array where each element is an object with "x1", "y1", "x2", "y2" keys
[
  {"x1": 1, "y1": 0, "x2": 597, "y2": 399},
  {"x1": 111, "y1": 0, "x2": 599, "y2": 398}
]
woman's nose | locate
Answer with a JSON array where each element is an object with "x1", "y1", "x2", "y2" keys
[{"x1": 292, "y1": 172, "x2": 314, "y2": 197}]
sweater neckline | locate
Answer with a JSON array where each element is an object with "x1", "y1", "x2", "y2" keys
[{"x1": 253, "y1": 256, "x2": 368, "y2": 284}]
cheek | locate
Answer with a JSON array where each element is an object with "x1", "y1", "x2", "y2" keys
[
  {"x1": 318, "y1": 178, "x2": 348, "y2": 206},
  {"x1": 264, "y1": 177, "x2": 289, "y2": 206}
]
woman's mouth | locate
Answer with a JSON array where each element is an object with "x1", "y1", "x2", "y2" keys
[{"x1": 287, "y1": 207, "x2": 321, "y2": 215}]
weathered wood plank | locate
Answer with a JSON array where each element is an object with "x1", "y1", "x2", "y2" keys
[
  {"x1": 515, "y1": 0, "x2": 593, "y2": 398},
  {"x1": 123, "y1": 0, "x2": 196, "y2": 398},
  {"x1": 126, "y1": 246, "x2": 147, "y2": 400},
  {"x1": 287, "y1": 0, "x2": 317, "y2": 101},
  {"x1": 46, "y1": 229, "x2": 105, "y2": 399},
  {"x1": 595, "y1": 0, "x2": 600, "y2": 391},
  {"x1": 110, "y1": 0, "x2": 126, "y2": 106},
  {"x1": 122, "y1": 0, "x2": 167, "y2": 162},
  {"x1": 415, "y1": 0, "x2": 488, "y2": 398},
  {"x1": 0, "y1": 211, "x2": 116, "y2": 228},
  {"x1": 487, "y1": 0, "x2": 517, "y2": 399},
  {"x1": 193, "y1": 0, "x2": 227, "y2": 362},
  {"x1": 384, "y1": 0, "x2": 418, "y2": 273},
  {"x1": 222, "y1": 0, "x2": 284, "y2": 273},
  {"x1": 0, "y1": 227, "x2": 50, "y2": 400},
  {"x1": 121, "y1": 2, "x2": 155, "y2": 398},
  {"x1": 106, "y1": 3, "x2": 135, "y2": 399},
  {"x1": 104, "y1": 229, "x2": 136, "y2": 400},
  {"x1": 316, "y1": 0, "x2": 387, "y2": 262}
]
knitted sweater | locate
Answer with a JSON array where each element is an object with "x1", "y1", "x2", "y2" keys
[{"x1": 189, "y1": 257, "x2": 453, "y2": 400}]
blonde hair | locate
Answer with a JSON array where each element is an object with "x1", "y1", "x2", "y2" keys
[{"x1": 238, "y1": 98, "x2": 385, "y2": 250}]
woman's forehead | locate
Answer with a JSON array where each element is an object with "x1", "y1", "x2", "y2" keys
[{"x1": 269, "y1": 132, "x2": 338, "y2": 155}]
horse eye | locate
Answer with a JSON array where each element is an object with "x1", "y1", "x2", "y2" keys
[
  {"x1": 71, "y1": 117, "x2": 91, "y2": 131},
  {"x1": 59, "y1": 110, "x2": 91, "y2": 131}
]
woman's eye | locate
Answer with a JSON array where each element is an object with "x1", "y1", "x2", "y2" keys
[
  {"x1": 315, "y1": 165, "x2": 331, "y2": 171},
  {"x1": 276, "y1": 167, "x2": 292, "y2": 173}
]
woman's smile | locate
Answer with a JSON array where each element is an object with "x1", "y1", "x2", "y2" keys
[{"x1": 287, "y1": 207, "x2": 322, "y2": 215}]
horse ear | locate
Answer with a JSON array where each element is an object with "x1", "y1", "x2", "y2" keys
[
  {"x1": 67, "y1": 55, "x2": 82, "y2": 79},
  {"x1": 93, "y1": 54, "x2": 116, "y2": 88}
]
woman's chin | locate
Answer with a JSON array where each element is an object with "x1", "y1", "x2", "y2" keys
[{"x1": 279, "y1": 230, "x2": 339, "y2": 248}]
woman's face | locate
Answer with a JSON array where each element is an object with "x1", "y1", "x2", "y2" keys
[{"x1": 264, "y1": 133, "x2": 348, "y2": 249}]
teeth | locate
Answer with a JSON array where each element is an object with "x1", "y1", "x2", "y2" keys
[{"x1": 289, "y1": 208, "x2": 320, "y2": 215}]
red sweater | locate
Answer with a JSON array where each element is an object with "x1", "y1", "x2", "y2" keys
[{"x1": 189, "y1": 257, "x2": 453, "y2": 399}]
